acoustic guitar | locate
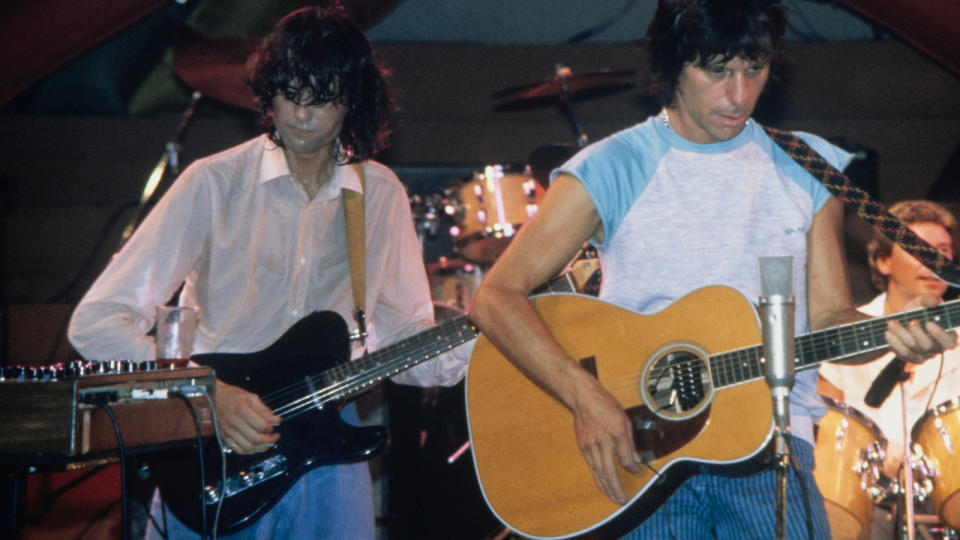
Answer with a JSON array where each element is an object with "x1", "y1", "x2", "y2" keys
[{"x1": 465, "y1": 286, "x2": 958, "y2": 539}]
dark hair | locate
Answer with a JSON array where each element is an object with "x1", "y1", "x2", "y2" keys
[
  {"x1": 248, "y1": 5, "x2": 392, "y2": 162},
  {"x1": 867, "y1": 200, "x2": 959, "y2": 290},
  {"x1": 644, "y1": 0, "x2": 787, "y2": 107}
]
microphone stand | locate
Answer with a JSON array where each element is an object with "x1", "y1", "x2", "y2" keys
[
  {"x1": 899, "y1": 382, "x2": 915, "y2": 540},
  {"x1": 759, "y1": 256, "x2": 796, "y2": 540},
  {"x1": 117, "y1": 91, "x2": 202, "y2": 251}
]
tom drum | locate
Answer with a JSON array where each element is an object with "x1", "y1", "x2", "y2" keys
[
  {"x1": 448, "y1": 165, "x2": 545, "y2": 264},
  {"x1": 911, "y1": 396, "x2": 960, "y2": 529},
  {"x1": 814, "y1": 397, "x2": 888, "y2": 540}
]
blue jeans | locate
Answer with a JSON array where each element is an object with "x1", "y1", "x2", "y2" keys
[
  {"x1": 621, "y1": 438, "x2": 830, "y2": 539},
  {"x1": 145, "y1": 404, "x2": 375, "y2": 540}
]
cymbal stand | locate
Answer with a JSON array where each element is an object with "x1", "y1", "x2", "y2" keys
[
  {"x1": 554, "y1": 64, "x2": 589, "y2": 148},
  {"x1": 116, "y1": 91, "x2": 202, "y2": 251},
  {"x1": 410, "y1": 193, "x2": 443, "y2": 254}
]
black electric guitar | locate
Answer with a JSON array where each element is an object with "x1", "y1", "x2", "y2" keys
[
  {"x1": 148, "y1": 272, "x2": 579, "y2": 535},
  {"x1": 148, "y1": 309, "x2": 477, "y2": 535}
]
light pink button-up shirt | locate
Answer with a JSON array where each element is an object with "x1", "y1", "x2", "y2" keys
[{"x1": 68, "y1": 135, "x2": 469, "y2": 386}]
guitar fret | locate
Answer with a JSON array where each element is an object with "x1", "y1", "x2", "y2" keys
[
  {"x1": 733, "y1": 350, "x2": 747, "y2": 383},
  {"x1": 736, "y1": 350, "x2": 749, "y2": 382},
  {"x1": 722, "y1": 352, "x2": 735, "y2": 386},
  {"x1": 330, "y1": 317, "x2": 479, "y2": 398},
  {"x1": 721, "y1": 351, "x2": 734, "y2": 386},
  {"x1": 735, "y1": 350, "x2": 747, "y2": 382},
  {"x1": 710, "y1": 354, "x2": 725, "y2": 387}
]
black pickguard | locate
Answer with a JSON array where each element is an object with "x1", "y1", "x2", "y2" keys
[{"x1": 146, "y1": 311, "x2": 387, "y2": 535}]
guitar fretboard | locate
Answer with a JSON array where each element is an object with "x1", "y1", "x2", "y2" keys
[
  {"x1": 309, "y1": 269, "x2": 583, "y2": 402},
  {"x1": 312, "y1": 315, "x2": 479, "y2": 402},
  {"x1": 708, "y1": 298, "x2": 960, "y2": 388}
]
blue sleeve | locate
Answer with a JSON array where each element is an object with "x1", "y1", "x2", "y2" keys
[{"x1": 550, "y1": 123, "x2": 668, "y2": 244}]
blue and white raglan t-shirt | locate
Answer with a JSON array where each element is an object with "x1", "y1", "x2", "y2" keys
[{"x1": 553, "y1": 115, "x2": 853, "y2": 446}]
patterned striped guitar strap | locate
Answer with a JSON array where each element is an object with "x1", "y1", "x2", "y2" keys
[{"x1": 763, "y1": 125, "x2": 960, "y2": 287}]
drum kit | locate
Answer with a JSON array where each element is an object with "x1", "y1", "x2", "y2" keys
[
  {"x1": 398, "y1": 65, "x2": 630, "y2": 314},
  {"x1": 814, "y1": 396, "x2": 960, "y2": 539}
]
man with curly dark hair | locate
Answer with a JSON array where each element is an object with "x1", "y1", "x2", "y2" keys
[{"x1": 69, "y1": 5, "x2": 469, "y2": 539}]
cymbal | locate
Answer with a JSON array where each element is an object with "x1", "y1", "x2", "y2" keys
[
  {"x1": 492, "y1": 67, "x2": 636, "y2": 102},
  {"x1": 174, "y1": 37, "x2": 259, "y2": 110}
]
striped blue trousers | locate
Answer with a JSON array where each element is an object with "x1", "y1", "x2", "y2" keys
[{"x1": 621, "y1": 438, "x2": 830, "y2": 539}]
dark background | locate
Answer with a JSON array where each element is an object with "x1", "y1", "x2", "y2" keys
[{"x1": 2, "y1": 1, "x2": 959, "y2": 538}]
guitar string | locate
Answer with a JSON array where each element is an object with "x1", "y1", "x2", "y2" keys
[
  {"x1": 257, "y1": 280, "x2": 573, "y2": 416},
  {"x1": 256, "y1": 298, "x2": 957, "y2": 419},
  {"x1": 262, "y1": 316, "x2": 470, "y2": 408},
  {"x1": 552, "y1": 300, "x2": 957, "y2": 402},
  {"x1": 259, "y1": 316, "x2": 478, "y2": 419},
  {"x1": 262, "y1": 278, "x2": 575, "y2": 415},
  {"x1": 274, "y1": 302, "x2": 948, "y2": 419},
  {"x1": 267, "y1": 335, "x2": 465, "y2": 418}
]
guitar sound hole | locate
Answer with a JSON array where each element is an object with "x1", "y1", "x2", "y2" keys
[{"x1": 644, "y1": 347, "x2": 711, "y2": 420}]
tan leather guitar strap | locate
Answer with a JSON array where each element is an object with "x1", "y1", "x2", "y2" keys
[{"x1": 343, "y1": 163, "x2": 367, "y2": 346}]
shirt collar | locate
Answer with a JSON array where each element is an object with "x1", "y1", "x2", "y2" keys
[
  {"x1": 258, "y1": 135, "x2": 365, "y2": 200},
  {"x1": 339, "y1": 162, "x2": 363, "y2": 195},
  {"x1": 259, "y1": 136, "x2": 291, "y2": 184}
]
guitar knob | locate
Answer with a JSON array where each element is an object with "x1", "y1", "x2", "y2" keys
[{"x1": 203, "y1": 485, "x2": 221, "y2": 504}]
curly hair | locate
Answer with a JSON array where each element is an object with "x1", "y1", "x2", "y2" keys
[
  {"x1": 248, "y1": 4, "x2": 392, "y2": 163},
  {"x1": 867, "y1": 200, "x2": 959, "y2": 290},
  {"x1": 644, "y1": 0, "x2": 786, "y2": 107}
]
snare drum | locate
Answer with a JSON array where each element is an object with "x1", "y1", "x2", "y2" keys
[
  {"x1": 814, "y1": 397, "x2": 888, "y2": 540},
  {"x1": 448, "y1": 165, "x2": 545, "y2": 263},
  {"x1": 911, "y1": 396, "x2": 960, "y2": 529}
]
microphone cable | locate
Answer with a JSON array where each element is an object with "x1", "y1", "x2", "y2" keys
[
  {"x1": 196, "y1": 386, "x2": 227, "y2": 540},
  {"x1": 921, "y1": 353, "x2": 945, "y2": 413},
  {"x1": 81, "y1": 398, "x2": 129, "y2": 540},
  {"x1": 171, "y1": 385, "x2": 225, "y2": 540},
  {"x1": 784, "y1": 437, "x2": 816, "y2": 540},
  {"x1": 170, "y1": 388, "x2": 208, "y2": 539}
]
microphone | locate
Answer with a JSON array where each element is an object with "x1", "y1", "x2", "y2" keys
[
  {"x1": 758, "y1": 256, "x2": 796, "y2": 452},
  {"x1": 863, "y1": 356, "x2": 909, "y2": 408}
]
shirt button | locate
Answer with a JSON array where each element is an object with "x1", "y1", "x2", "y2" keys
[
  {"x1": 291, "y1": 309, "x2": 299, "y2": 317},
  {"x1": 300, "y1": 257, "x2": 306, "y2": 265}
]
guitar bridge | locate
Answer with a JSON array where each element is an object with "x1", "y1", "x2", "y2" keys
[{"x1": 203, "y1": 454, "x2": 288, "y2": 505}]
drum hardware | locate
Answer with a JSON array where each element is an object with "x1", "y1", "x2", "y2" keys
[
  {"x1": 814, "y1": 397, "x2": 889, "y2": 540},
  {"x1": 855, "y1": 440, "x2": 892, "y2": 502},
  {"x1": 428, "y1": 257, "x2": 483, "y2": 313},
  {"x1": 894, "y1": 444, "x2": 939, "y2": 504},
  {"x1": 492, "y1": 65, "x2": 636, "y2": 147},
  {"x1": 411, "y1": 192, "x2": 447, "y2": 249},
  {"x1": 910, "y1": 397, "x2": 960, "y2": 529},
  {"x1": 491, "y1": 66, "x2": 636, "y2": 102}
]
